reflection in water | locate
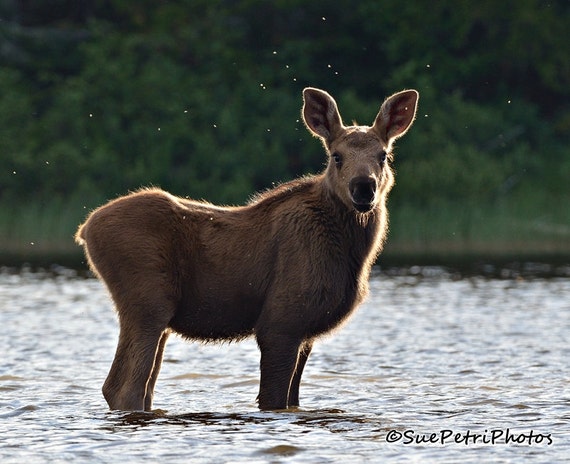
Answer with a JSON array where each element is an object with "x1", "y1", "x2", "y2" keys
[
  {"x1": 107, "y1": 408, "x2": 362, "y2": 429},
  {"x1": 0, "y1": 266, "x2": 569, "y2": 462}
]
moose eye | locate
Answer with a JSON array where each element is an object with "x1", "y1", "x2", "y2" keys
[
  {"x1": 332, "y1": 152, "x2": 342, "y2": 167},
  {"x1": 378, "y1": 151, "x2": 388, "y2": 164}
]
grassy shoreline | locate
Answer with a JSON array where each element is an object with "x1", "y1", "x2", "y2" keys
[
  {"x1": 3, "y1": 246, "x2": 570, "y2": 275},
  {"x1": 3, "y1": 249, "x2": 570, "y2": 280},
  {"x1": 2, "y1": 196, "x2": 570, "y2": 270}
]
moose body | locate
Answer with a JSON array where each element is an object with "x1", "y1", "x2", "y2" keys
[{"x1": 76, "y1": 87, "x2": 418, "y2": 411}]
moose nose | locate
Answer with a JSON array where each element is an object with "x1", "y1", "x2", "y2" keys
[{"x1": 349, "y1": 176, "x2": 377, "y2": 212}]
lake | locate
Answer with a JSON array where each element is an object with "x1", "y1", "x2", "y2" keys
[{"x1": 1, "y1": 264, "x2": 569, "y2": 463}]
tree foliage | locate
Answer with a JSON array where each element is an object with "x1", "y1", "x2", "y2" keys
[{"x1": 1, "y1": 0, "x2": 568, "y2": 209}]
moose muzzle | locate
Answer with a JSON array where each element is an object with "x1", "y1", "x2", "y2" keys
[{"x1": 349, "y1": 176, "x2": 377, "y2": 213}]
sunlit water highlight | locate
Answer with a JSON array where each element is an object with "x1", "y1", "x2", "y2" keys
[{"x1": 1, "y1": 266, "x2": 569, "y2": 463}]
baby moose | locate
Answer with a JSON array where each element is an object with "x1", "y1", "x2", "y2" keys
[{"x1": 76, "y1": 87, "x2": 418, "y2": 411}]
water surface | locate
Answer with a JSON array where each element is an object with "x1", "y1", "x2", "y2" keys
[{"x1": 1, "y1": 266, "x2": 568, "y2": 462}]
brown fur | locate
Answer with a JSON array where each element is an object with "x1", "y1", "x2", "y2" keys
[{"x1": 75, "y1": 87, "x2": 418, "y2": 411}]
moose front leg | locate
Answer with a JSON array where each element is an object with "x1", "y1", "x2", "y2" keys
[
  {"x1": 288, "y1": 340, "x2": 313, "y2": 408},
  {"x1": 256, "y1": 333, "x2": 304, "y2": 410}
]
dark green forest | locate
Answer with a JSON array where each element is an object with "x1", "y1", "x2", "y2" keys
[{"x1": 1, "y1": 0, "x2": 569, "y2": 265}]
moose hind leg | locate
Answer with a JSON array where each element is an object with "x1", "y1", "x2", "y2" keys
[
  {"x1": 256, "y1": 333, "x2": 304, "y2": 410},
  {"x1": 288, "y1": 341, "x2": 313, "y2": 408},
  {"x1": 103, "y1": 304, "x2": 173, "y2": 411},
  {"x1": 144, "y1": 330, "x2": 170, "y2": 411}
]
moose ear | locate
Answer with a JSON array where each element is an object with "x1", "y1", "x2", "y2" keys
[
  {"x1": 372, "y1": 90, "x2": 419, "y2": 145},
  {"x1": 302, "y1": 87, "x2": 344, "y2": 145}
]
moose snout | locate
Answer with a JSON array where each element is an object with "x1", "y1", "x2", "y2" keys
[{"x1": 349, "y1": 176, "x2": 377, "y2": 213}]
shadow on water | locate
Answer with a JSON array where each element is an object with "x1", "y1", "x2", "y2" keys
[{"x1": 103, "y1": 407, "x2": 385, "y2": 435}]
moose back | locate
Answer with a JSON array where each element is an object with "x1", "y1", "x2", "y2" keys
[{"x1": 76, "y1": 87, "x2": 419, "y2": 411}]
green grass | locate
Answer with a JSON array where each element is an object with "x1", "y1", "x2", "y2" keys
[
  {"x1": 384, "y1": 192, "x2": 570, "y2": 261},
  {"x1": 1, "y1": 192, "x2": 569, "y2": 267},
  {"x1": 0, "y1": 196, "x2": 102, "y2": 266}
]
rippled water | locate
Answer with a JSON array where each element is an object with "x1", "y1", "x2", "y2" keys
[{"x1": 1, "y1": 265, "x2": 569, "y2": 463}]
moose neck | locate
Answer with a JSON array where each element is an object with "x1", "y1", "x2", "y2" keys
[{"x1": 319, "y1": 174, "x2": 387, "y2": 267}]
